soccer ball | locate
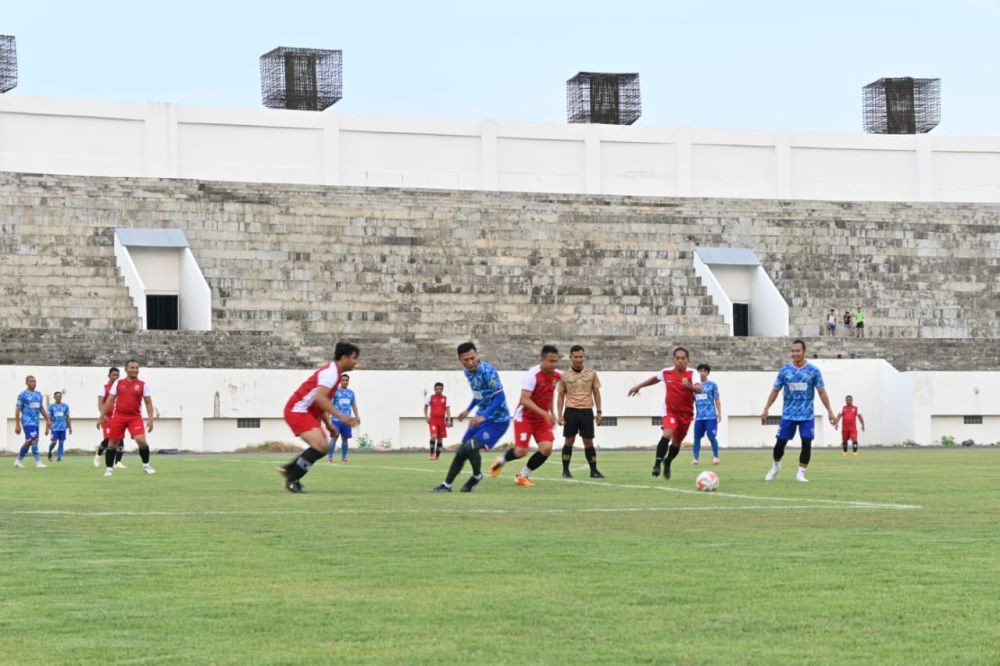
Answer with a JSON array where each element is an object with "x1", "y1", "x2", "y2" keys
[{"x1": 695, "y1": 471, "x2": 719, "y2": 492}]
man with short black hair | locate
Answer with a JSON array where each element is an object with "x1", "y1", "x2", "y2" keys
[
  {"x1": 432, "y1": 342, "x2": 510, "y2": 493},
  {"x1": 761, "y1": 339, "x2": 837, "y2": 483},
  {"x1": 489, "y1": 345, "x2": 561, "y2": 488},
  {"x1": 14, "y1": 375, "x2": 50, "y2": 469},
  {"x1": 100, "y1": 360, "x2": 156, "y2": 477},
  {"x1": 94, "y1": 367, "x2": 125, "y2": 468},
  {"x1": 45, "y1": 391, "x2": 72, "y2": 462},
  {"x1": 277, "y1": 342, "x2": 360, "y2": 493},
  {"x1": 557, "y1": 345, "x2": 604, "y2": 479},
  {"x1": 424, "y1": 382, "x2": 451, "y2": 460},
  {"x1": 691, "y1": 363, "x2": 721, "y2": 466},
  {"x1": 835, "y1": 395, "x2": 865, "y2": 456},
  {"x1": 327, "y1": 373, "x2": 360, "y2": 464},
  {"x1": 628, "y1": 347, "x2": 701, "y2": 480}
]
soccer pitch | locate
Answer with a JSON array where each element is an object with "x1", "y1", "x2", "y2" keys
[{"x1": 3, "y1": 449, "x2": 998, "y2": 665}]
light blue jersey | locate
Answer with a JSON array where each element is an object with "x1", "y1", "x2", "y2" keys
[
  {"x1": 694, "y1": 380, "x2": 720, "y2": 421},
  {"x1": 333, "y1": 388, "x2": 356, "y2": 417},
  {"x1": 773, "y1": 363, "x2": 825, "y2": 421},
  {"x1": 464, "y1": 360, "x2": 510, "y2": 424},
  {"x1": 49, "y1": 402, "x2": 70, "y2": 431},
  {"x1": 16, "y1": 390, "x2": 44, "y2": 427}
]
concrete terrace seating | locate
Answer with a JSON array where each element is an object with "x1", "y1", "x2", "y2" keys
[{"x1": 1, "y1": 172, "x2": 999, "y2": 371}]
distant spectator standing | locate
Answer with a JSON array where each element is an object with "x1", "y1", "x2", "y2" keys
[
  {"x1": 842, "y1": 310, "x2": 853, "y2": 337},
  {"x1": 855, "y1": 307, "x2": 865, "y2": 338},
  {"x1": 826, "y1": 309, "x2": 837, "y2": 336}
]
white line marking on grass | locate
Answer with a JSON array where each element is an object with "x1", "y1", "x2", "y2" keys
[{"x1": 12, "y1": 504, "x2": 910, "y2": 518}]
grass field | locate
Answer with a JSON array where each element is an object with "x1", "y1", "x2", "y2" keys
[{"x1": 2, "y1": 448, "x2": 998, "y2": 665}]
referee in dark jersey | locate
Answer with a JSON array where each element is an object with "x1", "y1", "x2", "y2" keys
[{"x1": 557, "y1": 345, "x2": 605, "y2": 479}]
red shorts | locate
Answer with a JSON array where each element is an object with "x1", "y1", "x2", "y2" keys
[
  {"x1": 842, "y1": 427, "x2": 858, "y2": 442},
  {"x1": 428, "y1": 419, "x2": 448, "y2": 439},
  {"x1": 514, "y1": 417, "x2": 554, "y2": 448},
  {"x1": 284, "y1": 407, "x2": 322, "y2": 437},
  {"x1": 661, "y1": 414, "x2": 692, "y2": 442},
  {"x1": 108, "y1": 414, "x2": 145, "y2": 440},
  {"x1": 102, "y1": 422, "x2": 113, "y2": 439}
]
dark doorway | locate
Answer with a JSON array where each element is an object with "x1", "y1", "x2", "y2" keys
[
  {"x1": 733, "y1": 303, "x2": 749, "y2": 337},
  {"x1": 147, "y1": 294, "x2": 179, "y2": 330}
]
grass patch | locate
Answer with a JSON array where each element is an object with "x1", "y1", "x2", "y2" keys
[{"x1": 2, "y1": 449, "x2": 998, "y2": 664}]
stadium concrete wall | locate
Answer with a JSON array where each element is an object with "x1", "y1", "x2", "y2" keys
[
  {"x1": 4, "y1": 95, "x2": 1000, "y2": 202},
  {"x1": 3, "y1": 362, "x2": 997, "y2": 452}
]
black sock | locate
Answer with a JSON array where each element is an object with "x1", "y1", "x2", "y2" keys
[
  {"x1": 445, "y1": 447, "x2": 468, "y2": 485},
  {"x1": 115, "y1": 448, "x2": 124, "y2": 463},
  {"x1": 654, "y1": 437, "x2": 670, "y2": 465},
  {"x1": 48, "y1": 442, "x2": 56, "y2": 456},
  {"x1": 97, "y1": 439, "x2": 108, "y2": 455},
  {"x1": 584, "y1": 445, "x2": 597, "y2": 471},
  {"x1": 468, "y1": 445, "x2": 483, "y2": 477},
  {"x1": 561, "y1": 443, "x2": 573, "y2": 470},
  {"x1": 286, "y1": 447, "x2": 323, "y2": 482},
  {"x1": 436, "y1": 440, "x2": 443, "y2": 454},
  {"x1": 430, "y1": 439, "x2": 436, "y2": 455},
  {"x1": 664, "y1": 444, "x2": 681, "y2": 471},
  {"x1": 525, "y1": 451, "x2": 548, "y2": 471},
  {"x1": 139, "y1": 446, "x2": 150, "y2": 465},
  {"x1": 852, "y1": 441, "x2": 858, "y2": 452},
  {"x1": 105, "y1": 447, "x2": 116, "y2": 468},
  {"x1": 842, "y1": 442, "x2": 848, "y2": 452},
  {"x1": 773, "y1": 439, "x2": 788, "y2": 462},
  {"x1": 503, "y1": 448, "x2": 520, "y2": 463},
  {"x1": 799, "y1": 438, "x2": 813, "y2": 466}
]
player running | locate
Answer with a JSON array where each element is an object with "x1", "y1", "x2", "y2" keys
[
  {"x1": 761, "y1": 339, "x2": 837, "y2": 483},
  {"x1": 628, "y1": 347, "x2": 701, "y2": 480},
  {"x1": 94, "y1": 367, "x2": 125, "y2": 468},
  {"x1": 424, "y1": 382, "x2": 451, "y2": 460},
  {"x1": 45, "y1": 392, "x2": 72, "y2": 462},
  {"x1": 489, "y1": 345, "x2": 561, "y2": 488},
  {"x1": 327, "y1": 374, "x2": 360, "y2": 464},
  {"x1": 691, "y1": 363, "x2": 722, "y2": 466},
  {"x1": 99, "y1": 360, "x2": 156, "y2": 477},
  {"x1": 432, "y1": 342, "x2": 510, "y2": 493},
  {"x1": 835, "y1": 395, "x2": 866, "y2": 456},
  {"x1": 13, "y1": 375, "x2": 50, "y2": 469},
  {"x1": 278, "y1": 342, "x2": 360, "y2": 493}
]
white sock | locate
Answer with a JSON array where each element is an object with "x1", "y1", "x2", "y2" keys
[
  {"x1": 518, "y1": 467, "x2": 532, "y2": 478},
  {"x1": 797, "y1": 466, "x2": 807, "y2": 475},
  {"x1": 772, "y1": 462, "x2": 781, "y2": 470}
]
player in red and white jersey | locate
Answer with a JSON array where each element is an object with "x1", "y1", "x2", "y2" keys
[
  {"x1": 489, "y1": 345, "x2": 561, "y2": 488},
  {"x1": 835, "y1": 394, "x2": 866, "y2": 456},
  {"x1": 628, "y1": 347, "x2": 702, "y2": 480},
  {"x1": 93, "y1": 367, "x2": 122, "y2": 468},
  {"x1": 423, "y1": 382, "x2": 451, "y2": 460},
  {"x1": 277, "y1": 342, "x2": 360, "y2": 493},
  {"x1": 99, "y1": 360, "x2": 155, "y2": 477}
]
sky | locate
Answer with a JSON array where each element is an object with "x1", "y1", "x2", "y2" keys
[{"x1": 4, "y1": 0, "x2": 999, "y2": 135}]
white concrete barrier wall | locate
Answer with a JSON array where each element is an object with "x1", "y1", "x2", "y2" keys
[
  {"x1": 2, "y1": 362, "x2": 998, "y2": 452},
  {"x1": 5, "y1": 96, "x2": 1000, "y2": 202}
]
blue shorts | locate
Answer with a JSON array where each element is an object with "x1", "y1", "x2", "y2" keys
[
  {"x1": 693, "y1": 419, "x2": 718, "y2": 439},
  {"x1": 22, "y1": 425, "x2": 39, "y2": 441},
  {"x1": 330, "y1": 420, "x2": 353, "y2": 440},
  {"x1": 50, "y1": 430, "x2": 67, "y2": 443},
  {"x1": 462, "y1": 419, "x2": 510, "y2": 451},
  {"x1": 777, "y1": 418, "x2": 814, "y2": 441}
]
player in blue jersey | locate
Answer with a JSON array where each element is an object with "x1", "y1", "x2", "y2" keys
[
  {"x1": 691, "y1": 364, "x2": 722, "y2": 466},
  {"x1": 14, "y1": 375, "x2": 51, "y2": 469},
  {"x1": 432, "y1": 342, "x2": 511, "y2": 493},
  {"x1": 760, "y1": 340, "x2": 837, "y2": 483},
  {"x1": 327, "y1": 374, "x2": 360, "y2": 464},
  {"x1": 45, "y1": 391, "x2": 73, "y2": 462}
]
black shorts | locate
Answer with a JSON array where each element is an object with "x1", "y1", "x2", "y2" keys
[
  {"x1": 563, "y1": 407, "x2": 595, "y2": 439},
  {"x1": 856, "y1": 322, "x2": 864, "y2": 328}
]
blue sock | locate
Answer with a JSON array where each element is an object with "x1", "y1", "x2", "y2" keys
[
  {"x1": 692, "y1": 437, "x2": 701, "y2": 461},
  {"x1": 57, "y1": 442, "x2": 64, "y2": 461},
  {"x1": 17, "y1": 444, "x2": 29, "y2": 461},
  {"x1": 341, "y1": 440, "x2": 349, "y2": 460},
  {"x1": 328, "y1": 440, "x2": 336, "y2": 461},
  {"x1": 709, "y1": 435, "x2": 719, "y2": 458},
  {"x1": 30, "y1": 443, "x2": 40, "y2": 462}
]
